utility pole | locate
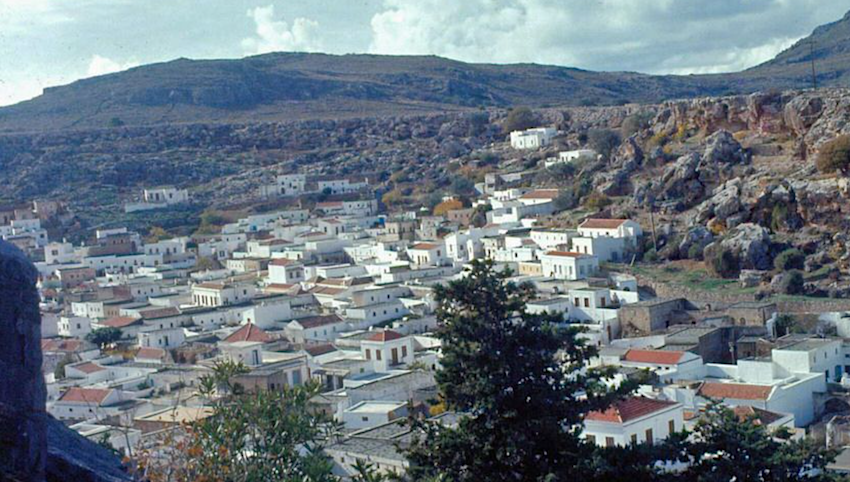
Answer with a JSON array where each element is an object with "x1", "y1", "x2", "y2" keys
[
  {"x1": 809, "y1": 39, "x2": 818, "y2": 90},
  {"x1": 649, "y1": 203, "x2": 658, "y2": 251}
]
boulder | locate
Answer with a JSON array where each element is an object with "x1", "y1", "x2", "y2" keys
[
  {"x1": 717, "y1": 223, "x2": 773, "y2": 270},
  {"x1": 784, "y1": 94, "x2": 825, "y2": 137},
  {"x1": 678, "y1": 226, "x2": 714, "y2": 259},
  {"x1": 702, "y1": 129, "x2": 749, "y2": 165}
]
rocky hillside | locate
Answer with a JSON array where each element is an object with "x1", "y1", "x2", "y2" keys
[{"x1": 3, "y1": 10, "x2": 850, "y2": 133}]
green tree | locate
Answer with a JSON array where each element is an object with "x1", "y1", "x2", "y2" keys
[
  {"x1": 502, "y1": 106, "x2": 539, "y2": 133},
  {"x1": 404, "y1": 260, "x2": 633, "y2": 481},
  {"x1": 684, "y1": 402, "x2": 838, "y2": 482},
  {"x1": 816, "y1": 134, "x2": 850, "y2": 175},
  {"x1": 707, "y1": 247, "x2": 740, "y2": 279},
  {"x1": 86, "y1": 327, "x2": 122, "y2": 349},
  {"x1": 621, "y1": 111, "x2": 654, "y2": 137}
]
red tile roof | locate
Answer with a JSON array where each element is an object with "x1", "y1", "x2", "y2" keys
[
  {"x1": 579, "y1": 218, "x2": 628, "y2": 230},
  {"x1": 367, "y1": 330, "x2": 406, "y2": 342},
  {"x1": 58, "y1": 387, "x2": 112, "y2": 404},
  {"x1": 305, "y1": 343, "x2": 338, "y2": 357},
  {"x1": 136, "y1": 347, "x2": 167, "y2": 360},
  {"x1": 41, "y1": 338, "x2": 86, "y2": 353},
  {"x1": 410, "y1": 242, "x2": 440, "y2": 250},
  {"x1": 101, "y1": 316, "x2": 141, "y2": 328},
  {"x1": 520, "y1": 189, "x2": 560, "y2": 200},
  {"x1": 223, "y1": 323, "x2": 271, "y2": 344},
  {"x1": 545, "y1": 251, "x2": 585, "y2": 258},
  {"x1": 698, "y1": 382, "x2": 773, "y2": 401},
  {"x1": 72, "y1": 362, "x2": 106, "y2": 374},
  {"x1": 586, "y1": 397, "x2": 678, "y2": 424},
  {"x1": 623, "y1": 349, "x2": 685, "y2": 365},
  {"x1": 296, "y1": 314, "x2": 344, "y2": 329},
  {"x1": 269, "y1": 258, "x2": 300, "y2": 266},
  {"x1": 139, "y1": 307, "x2": 181, "y2": 320}
]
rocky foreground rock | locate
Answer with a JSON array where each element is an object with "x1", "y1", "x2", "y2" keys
[{"x1": 0, "y1": 240, "x2": 130, "y2": 482}]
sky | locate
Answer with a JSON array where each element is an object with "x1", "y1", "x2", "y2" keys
[{"x1": 1, "y1": 0, "x2": 849, "y2": 106}]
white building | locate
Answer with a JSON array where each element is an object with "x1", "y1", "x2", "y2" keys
[
  {"x1": 584, "y1": 397, "x2": 684, "y2": 447},
  {"x1": 268, "y1": 259, "x2": 305, "y2": 285},
  {"x1": 544, "y1": 149, "x2": 598, "y2": 167},
  {"x1": 539, "y1": 251, "x2": 598, "y2": 280},
  {"x1": 58, "y1": 316, "x2": 92, "y2": 338},
  {"x1": 577, "y1": 218, "x2": 643, "y2": 240},
  {"x1": 509, "y1": 127, "x2": 557, "y2": 150},
  {"x1": 407, "y1": 242, "x2": 448, "y2": 268},
  {"x1": 342, "y1": 401, "x2": 409, "y2": 431},
  {"x1": 361, "y1": 330, "x2": 414, "y2": 372}
]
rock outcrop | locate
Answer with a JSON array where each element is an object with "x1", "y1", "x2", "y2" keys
[
  {"x1": 0, "y1": 240, "x2": 46, "y2": 481},
  {"x1": 0, "y1": 240, "x2": 131, "y2": 482}
]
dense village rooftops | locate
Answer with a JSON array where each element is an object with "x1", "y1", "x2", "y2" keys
[
  {"x1": 194, "y1": 282, "x2": 229, "y2": 290},
  {"x1": 58, "y1": 387, "x2": 112, "y2": 404},
  {"x1": 135, "y1": 347, "x2": 167, "y2": 361},
  {"x1": 316, "y1": 202, "x2": 344, "y2": 209},
  {"x1": 295, "y1": 314, "x2": 345, "y2": 329},
  {"x1": 309, "y1": 286, "x2": 347, "y2": 296},
  {"x1": 623, "y1": 349, "x2": 685, "y2": 365},
  {"x1": 578, "y1": 218, "x2": 628, "y2": 229},
  {"x1": 223, "y1": 323, "x2": 271, "y2": 343},
  {"x1": 101, "y1": 316, "x2": 142, "y2": 328},
  {"x1": 586, "y1": 397, "x2": 678, "y2": 424},
  {"x1": 134, "y1": 406, "x2": 214, "y2": 425},
  {"x1": 42, "y1": 338, "x2": 93, "y2": 353},
  {"x1": 698, "y1": 382, "x2": 774, "y2": 400},
  {"x1": 731, "y1": 406, "x2": 786, "y2": 425},
  {"x1": 775, "y1": 337, "x2": 838, "y2": 352},
  {"x1": 257, "y1": 238, "x2": 290, "y2": 246}
]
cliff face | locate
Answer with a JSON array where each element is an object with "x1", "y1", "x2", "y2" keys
[{"x1": 0, "y1": 240, "x2": 131, "y2": 482}]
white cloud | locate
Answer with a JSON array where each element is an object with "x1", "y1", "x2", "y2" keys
[
  {"x1": 86, "y1": 54, "x2": 139, "y2": 77},
  {"x1": 241, "y1": 5, "x2": 323, "y2": 55},
  {"x1": 367, "y1": 0, "x2": 843, "y2": 74}
]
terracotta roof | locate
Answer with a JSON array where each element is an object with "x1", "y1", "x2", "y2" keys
[
  {"x1": 296, "y1": 314, "x2": 344, "y2": 329},
  {"x1": 195, "y1": 282, "x2": 228, "y2": 290},
  {"x1": 316, "y1": 201, "x2": 343, "y2": 209},
  {"x1": 41, "y1": 339, "x2": 87, "y2": 352},
  {"x1": 139, "y1": 307, "x2": 181, "y2": 320},
  {"x1": 101, "y1": 316, "x2": 141, "y2": 328},
  {"x1": 224, "y1": 323, "x2": 271, "y2": 343},
  {"x1": 520, "y1": 189, "x2": 560, "y2": 200},
  {"x1": 732, "y1": 406, "x2": 786, "y2": 426},
  {"x1": 72, "y1": 362, "x2": 106, "y2": 374},
  {"x1": 136, "y1": 347, "x2": 167, "y2": 360},
  {"x1": 58, "y1": 387, "x2": 112, "y2": 405},
  {"x1": 305, "y1": 343, "x2": 338, "y2": 357},
  {"x1": 579, "y1": 218, "x2": 628, "y2": 230},
  {"x1": 269, "y1": 258, "x2": 300, "y2": 266},
  {"x1": 586, "y1": 397, "x2": 678, "y2": 424},
  {"x1": 410, "y1": 243, "x2": 440, "y2": 250},
  {"x1": 544, "y1": 251, "x2": 585, "y2": 258},
  {"x1": 698, "y1": 382, "x2": 773, "y2": 401},
  {"x1": 623, "y1": 349, "x2": 685, "y2": 365},
  {"x1": 309, "y1": 286, "x2": 347, "y2": 296},
  {"x1": 367, "y1": 330, "x2": 406, "y2": 342}
]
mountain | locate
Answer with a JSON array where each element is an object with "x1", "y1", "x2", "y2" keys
[{"x1": 1, "y1": 10, "x2": 850, "y2": 133}]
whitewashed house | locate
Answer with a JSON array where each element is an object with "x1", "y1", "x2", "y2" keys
[
  {"x1": 509, "y1": 127, "x2": 557, "y2": 150},
  {"x1": 584, "y1": 397, "x2": 684, "y2": 447},
  {"x1": 540, "y1": 251, "x2": 598, "y2": 280}
]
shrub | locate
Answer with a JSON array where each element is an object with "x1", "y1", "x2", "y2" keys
[
  {"x1": 643, "y1": 249, "x2": 659, "y2": 263},
  {"x1": 707, "y1": 247, "x2": 740, "y2": 279},
  {"x1": 776, "y1": 270, "x2": 805, "y2": 295},
  {"x1": 647, "y1": 132, "x2": 669, "y2": 149},
  {"x1": 687, "y1": 243, "x2": 704, "y2": 261},
  {"x1": 774, "y1": 248, "x2": 805, "y2": 271},
  {"x1": 587, "y1": 129, "x2": 622, "y2": 161},
  {"x1": 621, "y1": 111, "x2": 653, "y2": 137},
  {"x1": 434, "y1": 199, "x2": 464, "y2": 216},
  {"x1": 816, "y1": 134, "x2": 850, "y2": 174},
  {"x1": 502, "y1": 107, "x2": 538, "y2": 134},
  {"x1": 583, "y1": 192, "x2": 611, "y2": 211}
]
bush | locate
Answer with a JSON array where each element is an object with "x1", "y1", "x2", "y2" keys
[
  {"x1": 434, "y1": 199, "x2": 464, "y2": 216},
  {"x1": 621, "y1": 111, "x2": 653, "y2": 136},
  {"x1": 707, "y1": 247, "x2": 740, "y2": 279},
  {"x1": 687, "y1": 243, "x2": 704, "y2": 261},
  {"x1": 816, "y1": 134, "x2": 850, "y2": 174},
  {"x1": 774, "y1": 248, "x2": 805, "y2": 271},
  {"x1": 582, "y1": 192, "x2": 612, "y2": 211},
  {"x1": 502, "y1": 107, "x2": 538, "y2": 134},
  {"x1": 587, "y1": 129, "x2": 622, "y2": 161},
  {"x1": 553, "y1": 189, "x2": 578, "y2": 211},
  {"x1": 643, "y1": 248, "x2": 659, "y2": 263},
  {"x1": 775, "y1": 270, "x2": 805, "y2": 295}
]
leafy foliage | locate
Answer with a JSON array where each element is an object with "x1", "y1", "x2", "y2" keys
[
  {"x1": 706, "y1": 247, "x2": 740, "y2": 279},
  {"x1": 433, "y1": 199, "x2": 464, "y2": 216},
  {"x1": 86, "y1": 327, "x2": 122, "y2": 349},
  {"x1": 774, "y1": 248, "x2": 805, "y2": 271},
  {"x1": 587, "y1": 129, "x2": 622, "y2": 161},
  {"x1": 502, "y1": 107, "x2": 539, "y2": 134}
]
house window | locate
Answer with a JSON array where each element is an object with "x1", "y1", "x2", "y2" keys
[
  {"x1": 669, "y1": 420, "x2": 676, "y2": 433},
  {"x1": 645, "y1": 429, "x2": 653, "y2": 445},
  {"x1": 584, "y1": 298, "x2": 589, "y2": 308},
  {"x1": 586, "y1": 435, "x2": 596, "y2": 444},
  {"x1": 365, "y1": 349, "x2": 371, "y2": 360},
  {"x1": 605, "y1": 437, "x2": 614, "y2": 448},
  {"x1": 376, "y1": 350, "x2": 382, "y2": 361},
  {"x1": 574, "y1": 297, "x2": 580, "y2": 307},
  {"x1": 630, "y1": 434, "x2": 638, "y2": 445},
  {"x1": 402, "y1": 346, "x2": 408, "y2": 358},
  {"x1": 362, "y1": 416, "x2": 369, "y2": 422}
]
